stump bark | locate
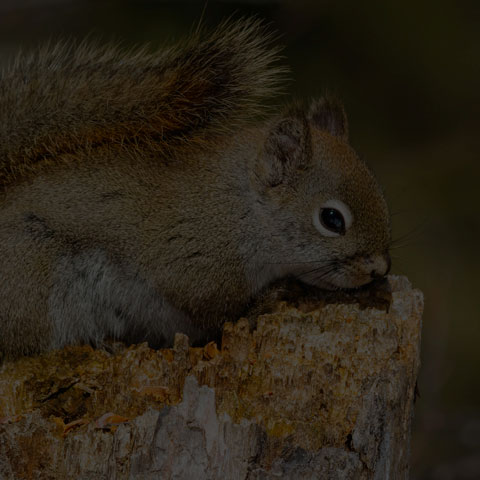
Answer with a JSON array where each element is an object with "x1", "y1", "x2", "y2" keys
[{"x1": 0, "y1": 275, "x2": 423, "y2": 479}]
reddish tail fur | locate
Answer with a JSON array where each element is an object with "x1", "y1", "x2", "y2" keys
[{"x1": 0, "y1": 18, "x2": 285, "y2": 189}]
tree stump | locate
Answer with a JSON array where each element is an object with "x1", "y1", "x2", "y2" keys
[{"x1": 0, "y1": 275, "x2": 423, "y2": 479}]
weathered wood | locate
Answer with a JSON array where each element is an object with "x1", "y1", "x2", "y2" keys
[{"x1": 0, "y1": 275, "x2": 423, "y2": 479}]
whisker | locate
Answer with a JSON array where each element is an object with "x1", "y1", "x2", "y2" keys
[
  {"x1": 390, "y1": 219, "x2": 428, "y2": 247},
  {"x1": 298, "y1": 262, "x2": 338, "y2": 281},
  {"x1": 390, "y1": 209, "x2": 415, "y2": 217},
  {"x1": 389, "y1": 241, "x2": 420, "y2": 250},
  {"x1": 263, "y1": 259, "x2": 327, "y2": 266}
]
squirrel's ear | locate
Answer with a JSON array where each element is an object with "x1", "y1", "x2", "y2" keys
[
  {"x1": 308, "y1": 97, "x2": 349, "y2": 141},
  {"x1": 256, "y1": 111, "x2": 312, "y2": 187}
]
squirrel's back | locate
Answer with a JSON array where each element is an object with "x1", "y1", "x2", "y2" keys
[{"x1": 0, "y1": 18, "x2": 284, "y2": 190}]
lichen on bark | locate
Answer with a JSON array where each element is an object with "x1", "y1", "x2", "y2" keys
[{"x1": 0, "y1": 275, "x2": 423, "y2": 479}]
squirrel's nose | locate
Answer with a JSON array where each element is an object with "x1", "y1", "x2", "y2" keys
[{"x1": 370, "y1": 252, "x2": 391, "y2": 279}]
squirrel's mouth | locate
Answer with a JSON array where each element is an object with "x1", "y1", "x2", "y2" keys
[
  {"x1": 302, "y1": 276, "x2": 373, "y2": 291},
  {"x1": 298, "y1": 252, "x2": 391, "y2": 290}
]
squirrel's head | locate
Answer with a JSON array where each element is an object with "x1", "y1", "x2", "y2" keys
[{"x1": 251, "y1": 97, "x2": 391, "y2": 290}]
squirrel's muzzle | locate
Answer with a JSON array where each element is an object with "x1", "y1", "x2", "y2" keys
[{"x1": 370, "y1": 252, "x2": 391, "y2": 280}]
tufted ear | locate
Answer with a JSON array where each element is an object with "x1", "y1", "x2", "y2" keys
[
  {"x1": 308, "y1": 97, "x2": 349, "y2": 141},
  {"x1": 256, "y1": 109, "x2": 312, "y2": 187}
]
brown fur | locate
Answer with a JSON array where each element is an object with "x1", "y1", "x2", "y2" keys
[
  {"x1": 0, "y1": 19, "x2": 390, "y2": 360},
  {"x1": 0, "y1": 18, "x2": 284, "y2": 190}
]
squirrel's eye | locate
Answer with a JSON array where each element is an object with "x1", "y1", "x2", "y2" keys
[
  {"x1": 320, "y1": 208, "x2": 345, "y2": 235},
  {"x1": 313, "y1": 199, "x2": 352, "y2": 237}
]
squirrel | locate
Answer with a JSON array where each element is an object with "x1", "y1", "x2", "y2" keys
[{"x1": 0, "y1": 18, "x2": 391, "y2": 360}]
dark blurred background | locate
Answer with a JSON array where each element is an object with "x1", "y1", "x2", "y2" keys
[{"x1": 0, "y1": 1, "x2": 478, "y2": 478}]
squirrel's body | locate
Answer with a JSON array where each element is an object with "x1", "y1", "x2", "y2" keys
[
  {"x1": 0, "y1": 20, "x2": 391, "y2": 360},
  {"x1": 0, "y1": 136, "x2": 260, "y2": 353}
]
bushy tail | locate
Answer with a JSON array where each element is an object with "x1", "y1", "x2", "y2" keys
[{"x1": 0, "y1": 18, "x2": 285, "y2": 188}]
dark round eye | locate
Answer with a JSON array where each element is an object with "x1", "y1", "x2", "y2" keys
[{"x1": 320, "y1": 208, "x2": 346, "y2": 235}]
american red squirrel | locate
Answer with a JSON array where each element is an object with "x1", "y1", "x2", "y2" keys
[{"x1": 0, "y1": 19, "x2": 390, "y2": 360}]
